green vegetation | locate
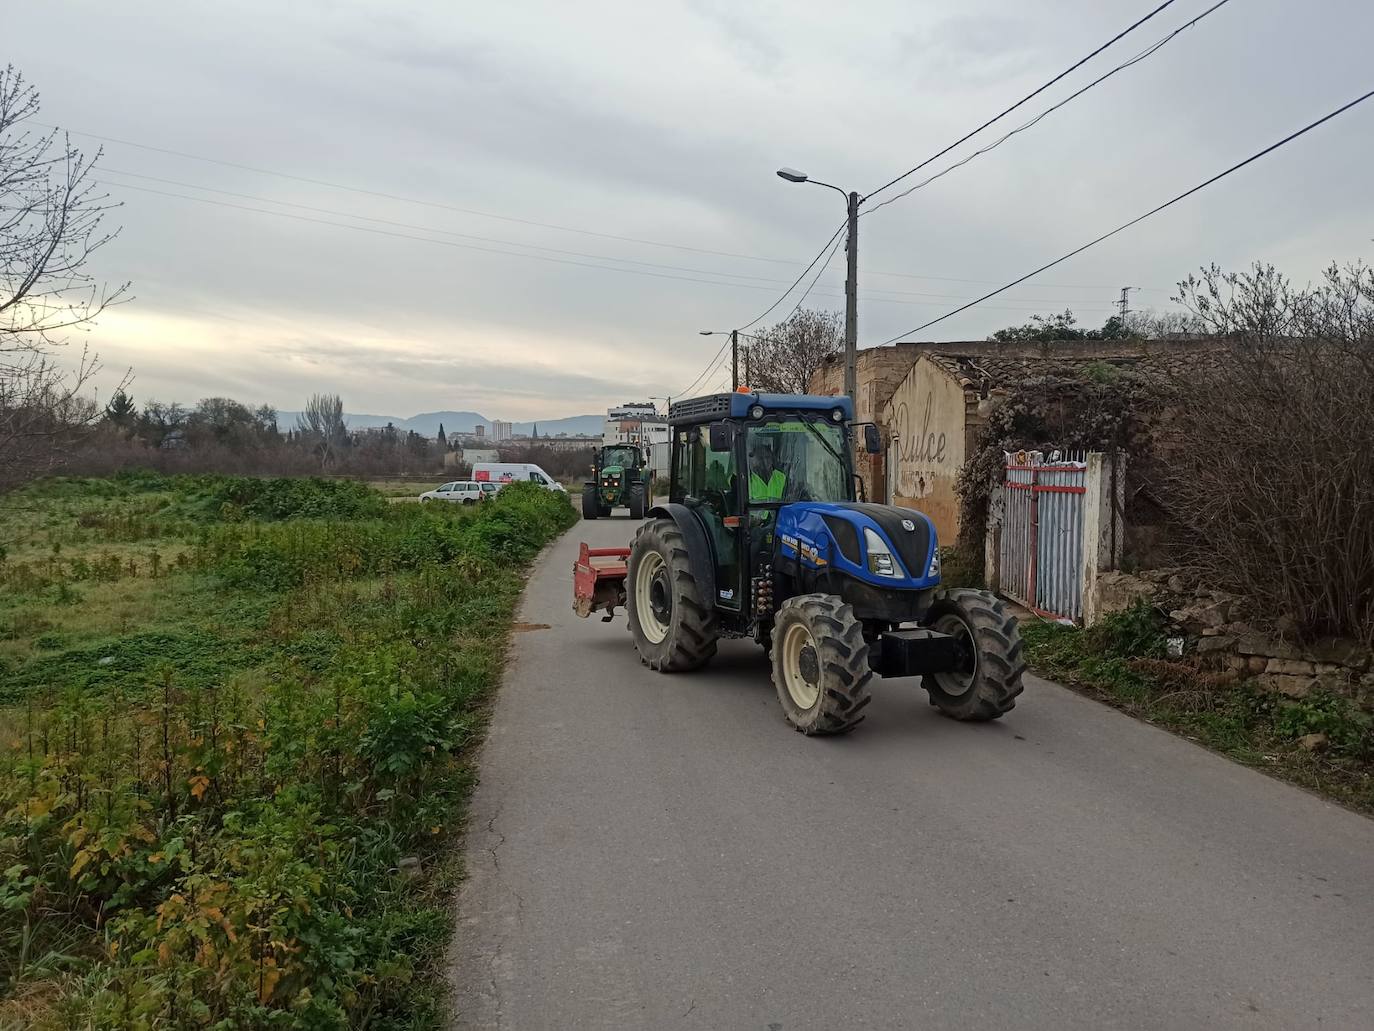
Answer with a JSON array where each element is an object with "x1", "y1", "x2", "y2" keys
[
  {"x1": 1022, "y1": 603, "x2": 1374, "y2": 812},
  {"x1": 0, "y1": 475, "x2": 576, "y2": 1027}
]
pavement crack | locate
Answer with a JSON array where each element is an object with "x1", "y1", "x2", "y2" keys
[
  {"x1": 486, "y1": 811, "x2": 507, "y2": 872},
  {"x1": 682, "y1": 999, "x2": 696, "y2": 1018}
]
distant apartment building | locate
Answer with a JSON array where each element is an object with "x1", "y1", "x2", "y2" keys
[
  {"x1": 491, "y1": 420, "x2": 513, "y2": 441},
  {"x1": 603, "y1": 402, "x2": 669, "y2": 449}
]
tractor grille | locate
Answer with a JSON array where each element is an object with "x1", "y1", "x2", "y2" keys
[{"x1": 848, "y1": 504, "x2": 933, "y2": 580}]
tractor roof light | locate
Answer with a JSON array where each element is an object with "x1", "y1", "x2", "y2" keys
[
  {"x1": 748, "y1": 404, "x2": 765, "y2": 420},
  {"x1": 831, "y1": 407, "x2": 845, "y2": 422},
  {"x1": 863, "y1": 527, "x2": 906, "y2": 579}
]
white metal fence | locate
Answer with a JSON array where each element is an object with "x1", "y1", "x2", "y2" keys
[{"x1": 999, "y1": 451, "x2": 1088, "y2": 621}]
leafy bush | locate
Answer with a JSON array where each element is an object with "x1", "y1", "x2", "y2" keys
[
  {"x1": 1021, "y1": 604, "x2": 1373, "y2": 806},
  {"x1": 0, "y1": 477, "x2": 577, "y2": 1025}
]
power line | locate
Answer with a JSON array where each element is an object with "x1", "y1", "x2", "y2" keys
[
  {"x1": 101, "y1": 178, "x2": 1139, "y2": 314},
  {"x1": 100, "y1": 167, "x2": 801, "y2": 287},
  {"x1": 43, "y1": 123, "x2": 1176, "y2": 293},
  {"x1": 736, "y1": 221, "x2": 847, "y2": 331},
  {"x1": 676, "y1": 335, "x2": 735, "y2": 398},
  {"x1": 682, "y1": 221, "x2": 845, "y2": 396},
  {"x1": 106, "y1": 180, "x2": 832, "y2": 294},
  {"x1": 865, "y1": 0, "x2": 1182, "y2": 201},
  {"x1": 865, "y1": 0, "x2": 1233, "y2": 216},
  {"x1": 779, "y1": 229, "x2": 847, "y2": 324},
  {"x1": 40, "y1": 122, "x2": 805, "y2": 266},
  {"x1": 875, "y1": 88, "x2": 1374, "y2": 345}
]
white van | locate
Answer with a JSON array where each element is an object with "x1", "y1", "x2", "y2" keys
[{"x1": 472, "y1": 463, "x2": 567, "y2": 493}]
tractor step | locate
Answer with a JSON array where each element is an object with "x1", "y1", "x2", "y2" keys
[
  {"x1": 869, "y1": 627, "x2": 969, "y2": 679},
  {"x1": 573, "y1": 542, "x2": 630, "y2": 620}
]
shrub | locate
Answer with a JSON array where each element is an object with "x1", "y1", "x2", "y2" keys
[
  {"x1": 0, "y1": 476, "x2": 577, "y2": 1025},
  {"x1": 1157, "y1": 262, "x2": 1374, "y2": 646}
]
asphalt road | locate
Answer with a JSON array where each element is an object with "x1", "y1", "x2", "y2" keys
[{"x1": 448, "y1": 517, "x2": 1374, "y2": 1030}]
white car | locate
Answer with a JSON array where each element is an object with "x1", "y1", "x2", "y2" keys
[{"x1": 419, "y1": 480, "x2": 485, "y2": 504}]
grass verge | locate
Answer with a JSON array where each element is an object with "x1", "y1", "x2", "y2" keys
[
  {"x1": 0, "y1": 475, "x2": 576, "y2": 1027},
  {"x1": 1021, "y1": 604, "x2": 1374, "y2": 814}
]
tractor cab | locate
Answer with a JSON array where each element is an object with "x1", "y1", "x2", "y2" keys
[
  {"x1": 573, "y1": 391, "x2": 1027, "y2": 737},
  {"x1": 664, "y1": 392, "x2": 937, "y2": 630}
]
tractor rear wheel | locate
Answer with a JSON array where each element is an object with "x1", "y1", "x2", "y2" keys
[
  {"x1": 627, "y1": 485, "x2": 646, "y2": 520},
  {"x1": 581, "y1": 484, "x2": 599, "y2": 520},
  {"x1": 921, "y1": 589, "x2": 1026, "y2": 720},
  {"x1": 627, "y1": 518, "x2": 718, "y2": 671},
  {"x1": 771, "y1": 594, "x2": 872, "y2": 735}
]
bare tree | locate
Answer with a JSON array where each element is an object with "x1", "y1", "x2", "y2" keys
[
  {"x1": 295, "y1": 392, "x2": 348, "y2": 469},
  {"x1": 746, "y1": 309, "x2": 841, "y2": 394},
  {"x1": 0, "y1": 65, "x2": 129, "y2": 494},
  {"x1": 1156, "y1": 261, "x2": 1374, "y2": 645}
]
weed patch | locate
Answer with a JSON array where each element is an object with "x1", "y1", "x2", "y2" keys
[
  {"x1": 0, "y1": 479, "x2": 576, "y2": 1026},
  {"x1": 1023, "y1": 603, "x2": 1374, "y2": 811}
]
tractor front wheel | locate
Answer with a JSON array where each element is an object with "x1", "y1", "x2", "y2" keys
[
  {"x1": 627, "y1": 485, "x2": 647, "y2": 520},
  {"x1": 581, "y1": 484, "x2": 599, "y2": 520},
  {"x1": 771, "y1": 594, "x2": 872, "y2": 735},
  {"x1": 921, "y1": 589, "x2": 1026, "y2": 720},
  {"x1": 627, "y1": 518, "x2": 718, "y2": 672}
]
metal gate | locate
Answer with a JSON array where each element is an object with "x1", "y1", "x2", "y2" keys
[{"x1": 999, "y1": 451, "x2": 1087, "y2": 621}]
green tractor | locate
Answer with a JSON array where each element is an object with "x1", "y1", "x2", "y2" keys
[
  {"x1": 582, "y1": 443, "x2": 652, "y2": 520},
  {"x1": 572, "y1": 391, "x2": 1027, "y2": 735}
]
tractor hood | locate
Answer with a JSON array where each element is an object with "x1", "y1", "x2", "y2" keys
[
  {"x1": 775, "y1": 502, "x2": 940, "y2": 589},
  {"x1": 600, "y1": 465, "x2": 625, "y2": 478}
]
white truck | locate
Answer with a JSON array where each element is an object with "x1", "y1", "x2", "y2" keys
[{"x1": 472, "y1": 462, "x2": 567, "y2": 493}]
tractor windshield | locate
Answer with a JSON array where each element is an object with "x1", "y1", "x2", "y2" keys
[
  {"x1": 602, "y1": 446, "x2": 639, "y2": 469},
  {"x1": 745, "y1": 416, "x2": 850, "y2": 504}
]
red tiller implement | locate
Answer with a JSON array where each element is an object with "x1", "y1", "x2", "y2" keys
[{"x1": 572, "y1": 542, "x2": 630, "y2": 620}]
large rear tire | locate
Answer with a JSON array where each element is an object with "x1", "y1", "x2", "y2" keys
[
  {"x1": 627, "y1": 518, "x2": 718, "y2": 672},
  {"x1": 921, "y1": 589, "x2": 1026, "y2": 720},
  {"x1": 771, "y1": 594, "x2": 872, "y2": 735},
  {"x1": 582, "y1": 483, "x2": 599, "y2": 520}
]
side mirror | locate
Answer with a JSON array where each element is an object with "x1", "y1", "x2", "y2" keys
[
  {"x1": 863, "y1": 423, "x2": 881, "y2": 455},
  {"x1": 708, "y1": 422, "x2": 735, "y2": 452}
]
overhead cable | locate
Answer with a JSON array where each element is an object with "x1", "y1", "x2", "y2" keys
[{"x1": 874, "y1": 88, "x2": 1374, "y2": 345}]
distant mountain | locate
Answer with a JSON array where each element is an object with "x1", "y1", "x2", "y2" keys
[{"x1": 276, "y1": 410, "x2": 604, "y2": 438}]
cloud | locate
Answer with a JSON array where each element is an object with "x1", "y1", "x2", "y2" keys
[{"x1": 15, "y1": 0, "x2": 1374, "y2": 420}]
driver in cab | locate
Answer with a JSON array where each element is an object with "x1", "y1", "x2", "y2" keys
[{"x1": 749, "y1": 439, "x2": 787, "y2": 503}]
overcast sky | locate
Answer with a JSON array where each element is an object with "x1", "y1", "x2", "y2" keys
[{"x1": 11, "y1": 0, "x2": 1373, "y2": 419}]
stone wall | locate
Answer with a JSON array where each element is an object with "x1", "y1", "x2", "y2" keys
[{"x1": 1092, "y1": 569, "x2": 1374, "y2": 709}]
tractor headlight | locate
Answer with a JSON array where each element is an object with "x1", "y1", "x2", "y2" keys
[
  {"x1": 863, "y1": 527, "x2": 904, "y2": 578},
  {"x1": 831, "y1": 407, "x2": 845, "y2": 423},
  {"x1": 927, "y1": 550, "x2": 941, "y2": 579},
  {"x1": 748, "y1": 404, "x2": 765, "y2": 420}
]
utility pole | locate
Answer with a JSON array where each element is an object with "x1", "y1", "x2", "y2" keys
[
  {"x1": 844, "y1": 191, "x2": 859, "y2": 404},
  {"x1": 776, "y1": 169, "x2": 861, "y2": 403},
  {"x1": 744, "y1": 345, "x2": 751, "y2": 386},
  {"x1": 1117, "y1": 286, "x2": 1138, "y2": 320},
  {"x1": 731, "y1": 329, "x2": 739, "y2": 390}
]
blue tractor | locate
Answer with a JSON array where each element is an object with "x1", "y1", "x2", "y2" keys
[{"x1": 573, "y1": 391, "x2": 1027, "y2": 735}]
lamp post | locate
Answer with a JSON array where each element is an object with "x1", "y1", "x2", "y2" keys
[
  {"x1": 776, "y1": 167, "x2": 860, "y2": 406},
  {"x1": 699, "y1": 329, "x2": 764, "y2": 390}
]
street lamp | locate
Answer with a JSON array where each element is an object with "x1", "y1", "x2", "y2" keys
[
  {"x1": 776, "y1": 167, "x2": 860, "y2": 406},
  {"x1": 700, "y1": 329, "x2": 764, "y2": 389}
]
